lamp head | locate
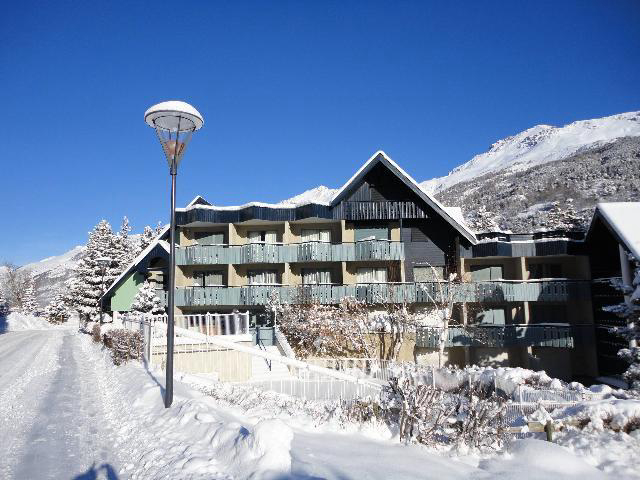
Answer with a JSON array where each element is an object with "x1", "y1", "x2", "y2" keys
[{"x1": 144, "y1": 101, "x2": 204, "y2": 171}]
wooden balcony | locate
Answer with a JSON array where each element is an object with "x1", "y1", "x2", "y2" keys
[
  {"x1": 175, "y1": 240, "x2": 405, "y2": 265},
  {"x1": 415, "y1": 324, "x2": 577, "y2": 348},
  {"x1": 174, "y1": 280, "x2": 590, "y2": 307},
  {"x1": 332, "y1": 201, "x2": 427, "y2": 220}
]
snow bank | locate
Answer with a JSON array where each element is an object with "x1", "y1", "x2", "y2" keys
[
  {"x1": 3, "y1": 312, "x2": 53, "y2": 331},
  {"x1": 478, "y1": 439, "x2": 608, "y2": 479},
  {"x1": 81, "y1": 335, "x2": 294, "y2": 480},
  {"x1": 553, "y1": 399, "x2": 640, "y2": 433}
]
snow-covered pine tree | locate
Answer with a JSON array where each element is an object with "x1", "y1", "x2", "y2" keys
[
  {"x1": 0, "y1": 284, "x2": 8, "y2": 315},
  {"x1": 138, "y1": 225, "x2": 157, "y2": 252},
  {"x1": 69, "y1": 220, "x2": 120, "y2": 320},
  {"x1": 130, "y1": 280, "x2": 165, "y2": 317},
  {"x1": 605, "y1": 256, "x2": 640, "y2": 390},
  {"x1": 113, "y1": 216, "x2": 137, "y2": 269},
  {"x1": 44, "y1": 293, "x2": 69, "y2": 324},
  {"x1": 20, "y1": 272, "x2": 37, "y2": 314}
]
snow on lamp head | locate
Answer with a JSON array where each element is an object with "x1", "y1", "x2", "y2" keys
[{"x1": 144, "y1": 101, "x2": 204, "y2": 172}]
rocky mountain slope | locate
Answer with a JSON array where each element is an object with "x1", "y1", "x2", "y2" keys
[
  {"x1": 421, "y1": 111, "x2": 640, "y2": 194},
  {"x1": 436, "y1": 136, "x2": 640, "y2": 232}
]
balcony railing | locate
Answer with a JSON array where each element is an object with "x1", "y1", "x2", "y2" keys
[
  {"x1": 174, "y1": 280, "x2": 590, "y2": 307},
  {"x1": 175, "y1": 240, "x2": 405, "y2": 265},
  {"x1": 415, "y1": 324, "x2": 577, "y2": 348},
  {"x1": 332, "y1": 201, "x2": 427, "y2": 220}
]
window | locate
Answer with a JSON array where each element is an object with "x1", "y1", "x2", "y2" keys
[
  {"x1": 413, "y1": 266, "x2": 444, "y2": 282},
  {"x1": 194, "y1": 231, "x2": 225, "y2": 245},
  {"x1": 474, "y1": 308, "x2": 506, "y2": 325},
  {"x1": 248, "y1": 230, "x2": 278, "y2": 244},
  {"x1": 193, "y1": 270, "x2": 224, "y2": 287},
  {"x1": 301, "y1": 229, "x2": 331, "y2": 243},
  {"x1": 355, "y1": 226, "x2": 389, "y2": 242},
  {"x1": 302, "y1": 268, "x2": 332, "y2": 285},
  {"x1": 248, "y1": 270, "x2": 279, "y2": 285},
  {"x1": 529, "y1": 263, "x2": 563, "y2": 279},
  {"x1": 356, "y1": 267, "x2": 388, "y2": 283},
  {"x1": 470, "y1": 265, "x2": 504, "y2": 281},
  {"x1": 529, "y1": 304, "x2": 567, "y2": 324}
]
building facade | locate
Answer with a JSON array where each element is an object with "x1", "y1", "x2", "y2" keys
[{"x1": 103, "y1": 151, "x2": 638, "y2": 382}]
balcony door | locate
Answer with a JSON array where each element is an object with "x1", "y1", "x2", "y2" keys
[
  {"x1": 356, "y1": 267, "x2": 388, "y2": 284},
  {"x1": 470, "y1": 265, "x2": 503, "y2": 281}
]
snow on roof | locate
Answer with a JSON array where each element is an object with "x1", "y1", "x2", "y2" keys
[
  {"x1": 331, "y1": 151, "x2": 477, "y2": 244},
  {"x1": 101, "y1": 226, "x2": 170, "y2": 299},
  {"x1": 594, "y1": 202, "x2": 640, "y2": 259}
]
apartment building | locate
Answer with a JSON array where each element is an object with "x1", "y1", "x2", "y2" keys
[{"x1": 102, "y1": 151, "x2": 638, "y2": 381}]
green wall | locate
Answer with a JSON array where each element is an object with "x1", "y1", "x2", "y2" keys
[{"x1": 110, "y1": 271, "x2": 145, "y2": 312}]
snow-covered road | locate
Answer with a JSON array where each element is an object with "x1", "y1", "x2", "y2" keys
[
  {"x1": 0, "y1": 329, "x2": 120, "y2": 479},
  {"x1": 0, "y1": 323, "x2": 613, "y2": 480}
]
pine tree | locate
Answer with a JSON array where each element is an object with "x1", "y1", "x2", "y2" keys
[
  {"x1": 112, "y1": 216, "x2": 137, "y2": 269},
  {"x1": 139, "y1": 225, "x2": 157, "y2": 252},
  {"x1": 605, "y1": 255, "x2": 640, "y2": 390},
  {"x1": 130, "y1": 281, "x2": 165, "y2": 316},
  {"x1": 44, "y1": 293, "x2": 69, "y2": 324},
  {"x1": 154, "y1": 221, "x2": 164, "y2": 236},
  {"x1": 20, "y1": 272, "x2": 37, "y2": 314},
  {"x1": 69, "y1": 220, "x2": 120, "y2": 320}
]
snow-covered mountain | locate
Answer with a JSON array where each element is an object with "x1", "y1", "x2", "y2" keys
[
  {"x1": 280, "y1": 111, "x2": 640, "y2": 232},
  {"x1": 278, "y1": 185, "x2": 337, "y2": 206},
  {"x1": 421, "y1": 111, "x2": 640, "y2": 193},
  {"x1": 19, "y1": 245, "x2": 86, "y2": 307}
]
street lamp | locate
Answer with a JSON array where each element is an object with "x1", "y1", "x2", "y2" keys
[
  {"x1": 97, "y1": 256, "x2": 112, "y2": 325},
  {"x1": 145, "y1": 101, "x2": 204, "y2": 408}
]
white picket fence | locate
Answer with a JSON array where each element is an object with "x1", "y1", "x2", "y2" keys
[{"x1": 123, "y1": 313, "x2": 382, "y2": 403}]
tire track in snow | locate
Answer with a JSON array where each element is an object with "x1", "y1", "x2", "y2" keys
[
  {"x1": 12, "y1": 332, "x2": 121, "y2": 479},
  {"x1": 0, "y1": 330, "x2": 63, "y2": 479}
]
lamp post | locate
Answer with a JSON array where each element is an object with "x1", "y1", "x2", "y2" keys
[
  {"x1": 145, "y1": 101, "x2": 204, "y2": 408},
  {"x1": 97, "y1": 256, "x2": 112, "y2": 325}
]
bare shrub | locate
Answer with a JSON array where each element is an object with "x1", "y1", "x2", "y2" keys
[
  {"x1": 381, "y1": 373, "x2": 507, "y2": 451},
  {"x1": 103, "y1": 328, "x2": 143, "y2": 365},
  {"x1": 92, "y1": 323, "x2": 101, "y2": 343}
]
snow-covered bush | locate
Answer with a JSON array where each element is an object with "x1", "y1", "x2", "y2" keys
[
  {"x1": 278, "y1": 296, "x2": 375, "y2": 359},
  {"x1": 130, "y1": 280, "x2": 165, "y2": 317},
  {"x1": 44, "y1": 293, "x2": 69, "y2": 324},
  {"x1": 103, "y1": 328, "x2": 143, "y2": 365},
  {"x1": 381, "y1": 372, "x2": 507, "y2": 451}
]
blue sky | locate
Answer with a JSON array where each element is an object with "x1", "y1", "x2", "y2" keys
[{"x1": 1, "y1": 1, "x2": 639, "y2": 265}]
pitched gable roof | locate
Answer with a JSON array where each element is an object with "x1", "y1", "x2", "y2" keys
[
  {"x1": 331, "y1": 151, "x2": 477, "y2": 244},
  {"x1": 100, "y1": 225, "x2": 170, "y2": 300},
  {"x1": 186, "y1": 195, "x2": 212, "y2": 207},
  {"x1": 587, "y1": 202, "x2": 640, "y2": 259}
]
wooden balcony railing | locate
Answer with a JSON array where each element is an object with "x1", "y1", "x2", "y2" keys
[
  {"x1": 332, "y1": 201, "x2": 427, "y2": 220},
  {"x1": 173, "y1": 280, "x2": 591, "y2": 307},
  {"x1": 175, "y1": 240, "x2": 405, "y2": 265},
  {"x1": 415, "y1": 324, "x2": 578, "y2": 348}
]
